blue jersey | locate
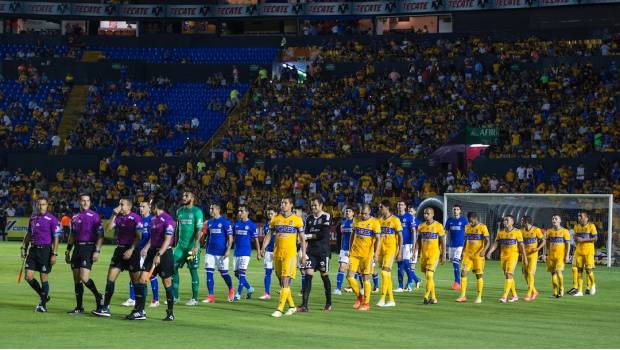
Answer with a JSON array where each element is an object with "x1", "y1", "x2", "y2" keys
[
  {"x1": 264, "y1": 224, "x2": 275, "y2": 252},
  {"x1": 445, "y1": 216, "x2": 468, "y2": 247},
  {"x1": 396, "y1": 213, "x2": 415, "y2": 245},
  {"x1": 234, "y1": 219, "x2": 257, "y2": 257},
  {"x1": 138, "y1": 215, "x2": 153, "y2": 250},
  {"x1": 206, "y1": 216, "x2": 233, "y2": 256},
  {"x1": 340, "y1": 218, "x2": 353, "y2": 251}
]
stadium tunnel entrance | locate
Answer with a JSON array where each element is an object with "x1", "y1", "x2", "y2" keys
[{"x1": 417, "y1": 197, "x2": 443, "y2": 223}]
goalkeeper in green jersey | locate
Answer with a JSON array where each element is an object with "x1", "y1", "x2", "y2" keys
[{"x1": 173, "y1": 191, "x2": 204, "y2": 306}]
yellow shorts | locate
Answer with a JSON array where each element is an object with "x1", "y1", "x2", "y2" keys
[
  {"x1": 546, "y1": 256, "x2": 565, "y2": 272},
  {"x1": 574, "y1": 253, "x2": 595, "y2": 269},
  {"x1": 462, "y1": 253, "x2": 485, "y2": 274},
  {"x1": 378, "y1": 247, "x2": 396, "y2": 269},
  {"x1": 349, "y1": 255, "x2": 373, "y2": 275},
  {"x1": 500, "y1": 255, "x2": 519, "y2": 274},
  {"x1": 274, "y1": 254, "x2": 297, "y2": 279},
  {"x1": 420, "y1": 252, "x2": 439, "y2": 272},
  {"x1": 522, "y1": 253, "x2": 538, "y2": 275}
]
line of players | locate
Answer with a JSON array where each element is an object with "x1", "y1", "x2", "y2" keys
[{"x1": 20, "y1": 192, "x2": 599, "y2": 320}]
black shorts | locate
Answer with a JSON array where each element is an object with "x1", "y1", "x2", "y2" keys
[
  {"x1": 304, "y1": 252, "x2": 330, "y2": 273},
  {"x1": 25, "y1": 245, "x2": 52, "y2": 273},
  {"x1": 110, "y1": 245, "x2": 141, "y2": 272},
  {"x1": 143, "y1": 247, "x2": 173, "y2": 279},
  {"x1": 71, "y1": 243, "x2": 95, "y2": 270}
]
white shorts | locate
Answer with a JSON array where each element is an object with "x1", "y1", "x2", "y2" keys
[
  {"x1": 449, "y1": 246, "x2": 464, "y2": 262},
  {"x1": 205, "y1": 254, "x2": 229, "y2": 271},
  {"x1": 263, "y1": 251, "x2": 274, "y2": 269},
  {"x1": 411, "y1": 249, "x2": 419, "y2": 265},
  {"x1": 140, "y1": 256, "x2": 146, "y2": 269},
  {"x1": 402, "y1": 244, "x2": 414, "y2": 261},
  {"x1": 233, "y1": 256, "x2": 250, "y2": 271},
  {"x1": 338, "y1": 250, "x2": 349, "y2": 264}
]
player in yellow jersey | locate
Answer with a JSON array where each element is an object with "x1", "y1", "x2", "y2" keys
[
  {"x1": 416, "y1": 207, "x2": 445, "y2": 305},
  {"x1": 456, "y1": 212, "x2": 489, "y2": 304},
  {"x1": 544, "y1": 215, "x2": 570, "y2": 298},
  {"x1": 568, "y1": 212, "x2": 598, "y2": 297},
  {"x1": 377, "y1": 200, "x2": 403, "y2": 307},
  {"x1": 346, "y1": 204, "x2": 381, "y2": 311},
  {"x1": 260, "y1": 197, "x2": 306, "y2": 318},
  {"x1": 520, "y1": 216, "x2": 545, "y2": 301},
  {"x1": 487, "y1": 215, "x2": 528, "y2": 303}
]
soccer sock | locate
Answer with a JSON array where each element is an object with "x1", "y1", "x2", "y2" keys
[
  {"x1": 387, "y1": 273, "x2": 394, "y2": 302},
  {"x1": 347, "y1": 276, "x2": 360, "y2": 297},
  {"x1": 104, "y1": 280, "x2": 115, "y2": 307},
  {"x1": 336, "y1": 271, "x2": 345, "y2": 290},
  {"x1": 373, "y1": 273, "x2": 379, "y2": 290},
  {"x1": 356, "y1": 273, "x2": 364, "y2": 289},
  {"x1": 277, "y1": 287, "x2": 288, "y2": 312},
  {"x1": 172, "y1": 269, "x2": 180, "y2": 300},
  {"x1": 476, "y1": 277, "x2": 484, "y2": 297},
  {"x1": 150, "y1": 276, "x2": 159, "y2": 301},
  {"x1": 134, "y1": 283, "x2": 145, "y2": 312},
  {"x1": 577, "y1": 270, "x2": 583, "y2": 292},
  {"x1": 165, "y1": 286, "x2": 174, "y2": 312},
  {"x1": 84, "y1": 279, "x2": 100, "y2": 299},
  {"x1": 453, "y1": 261, "x2": 461, "y2": 284},
  {"x1": 143, "y1": 282, "x2": 148, "y2": 302},
  {"x1": 586, "y1": 271, "x2": 595, "y2": 289},
  {"x1": 41, "y1": 281, "x2": 49, "y2": 307},
  {"x1": 529, "y1": 272, "x2": 537, "y2": 295},
  {"x1": 321, "y1": 274, "x2": 332, "y2": 305},
  {"x1": 409, "y1": 266, "x2": 420, "y2": 284},
  {"x1": 27, "y1": 278, "x2": 43, "y2": 296},
  {"x1": 380, "y1": 270, "x2": 390, "y2": 299},
  {"x1": 363, "y1": 280, "x2": 372, "y2": 305},
  {"x1": 557, "y1": 271, "x2": 564, "y2": 292},
  {"x1": 397, "y1": 261, "x2": 405, "y2": 289},
  {"x1": 190, "y1": 268, "x2": 199, "y2": 300},
  {"x1": 286, "y1": 286, "x2": 295, "y2": 307},
  {"x1": 302, "y1": 274, "x2": 312, "y2": 307},
  {"x1": 552, "y1": 274, "x2": 559, "y2": 295},
  {"x1": 206, "y1": 268, "x2": 215, "y2": 295},
  {"x1": 221, "y1": 270, "x2": 233, "y2": 289},
  {"x1": 572, "y1": 267, "x2": 579, "y2": 289},
  {"x1": 502, "y1": 278, "x2": 511, "y2": 299},
  {"x1": 264, "y1": 268, "x2": 272, "y2": 294},
  {"x1": 301, "y1": 272, "x2": 306, "y2": 293},
  {"x1": 428, "y1": 271, "x2": 436, "y2": 300},
  {"x1": 129, "y1": 281, "x2": 136, "y2": 300},
  {"x1": 238, "y1": 271, "x2": 250, "y2": 295},
  {"x1": 510, "y1": 278, "x2": 517, "y2": 297},
  {"x1": 75, "y1": 282, "x2": 84, "y2": 309},
  {"x1": 460, "y1": 276, "x2": 467, "y2": 297}
]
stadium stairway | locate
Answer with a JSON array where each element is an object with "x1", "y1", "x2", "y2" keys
[
  {"x1": 81, "y1": 51, "x2": 103, "y2": 62},
  {"x1": 53, "y1": 85, "x2": 88, "y2": 154}
]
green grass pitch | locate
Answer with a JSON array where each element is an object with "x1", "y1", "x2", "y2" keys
[{"x1": 1, "y1": 241, "x2": 619, "y2": 348}]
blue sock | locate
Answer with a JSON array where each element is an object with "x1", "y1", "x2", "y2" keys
[
  {"x1": 336, "y1": 271, "x2": 345, "y2": 290},
  {"x1": 397, "y1": 261, "x2": 405, "y2": 289},
  {"x1": 356, "y1": 273, "x2": 364, "y2": 287},
  {"x1": 236, "y1": 272, "x2": 244, "y2": 295},
  {"x1": 129, "y1": 281, "x2": 135, "y2": 300},
  {"x1": 206, "y1": 268, "x2": 215, "y2": 295},
  {"x1": 373, "y1": 273, "x2": 379, "y2": 289},
  {"x1": 301, "y1": 272, "x2": 306, "y2": 292},
  {"x1": 221, "y1": 270, "x2": 233, "y2": 289},
  {"x1": 404, "y1": 259, "x2": 419, "y2": 285},
  {"x1": 264, "y1": 268, "x2": 272, "y2": 294},
  {"x1": 240, "y1": 271, "x2": 251, "y2": 290},
  {"x1": 150, "y1": 276, "x2": 159, "y2": 301},
  {"x1": 410, "y1": 267, "x2": 420, "y2": 284},
  {"x1": 453, "y1": 261, "x2": 461, "y2": 284}
]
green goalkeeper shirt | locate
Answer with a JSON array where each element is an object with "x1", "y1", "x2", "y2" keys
[{"x1": 176, "y1": 205, "x2": 204, "y2": 250}]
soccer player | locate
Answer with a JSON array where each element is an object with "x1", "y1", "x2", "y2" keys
[
  {"x1": 124, "y1": 200, "x2": 159, "y2": 308},
  {"x1": 65, "y1": 193, "x2": 104, "y2": 315},
  {"x1": 568, "y1": 212, "x2": 598, "y2": 296},
  {"x1": 233, "y1": 205, "x2": 259, "y2": 300},
  {"x1": 202, "y1": 203, "x2": 234, "y2": 303},
  {"x1": 346, "y1": 204, "x2": 381, "y2": 311},
  {"x1": 487, "y1": 215, "x2": 528, "y2": 303},
  {"x1": 417, "y1": 207, "x2": 446, "y2": 305},
  {"x1": 376, "y1": 200, "x2": 402, "y2": 307},
  {"x1": 407, "y1": 205, "x2": 422, "y2": 291},
  {"x1": 92, "y1": 198, "x2": 142, "y2": 317},
  {"x1": 22, "y1": 198, "x2": 61, "y2": 312},
  {"x1": 173, "y1": 191, "x2": 204, "y2": 306},
  {"x1": 294, "y1": 206, "x2": 307, "y2": 296},
  {"x1": 394, "y1": 201, "x2": 419, "y2": 292},
  {"x1": 261, "y1": 196, "x2": 306, "y2": 317},
  {"x1": 520, "y1": 216, "x2": 545, "y2": 301},
  {"x1": 259, "y1": 208, "x2": 277, "y2": 300},
  {"x1": 545, "y1": 215, "x2": 570, "y2": 298},
  {"x1": 334, "y1": 206, "x2": 354, "y2": 295},
  {"x1": 130, "y1": 198, "x2": 176, "y2": 321},
  {"x1": 456, "y1": 212, "x2": 489, "y2": 304},
  {"x1": 445, "y1": 204, "x2": 468, "y2": 290},
  {"x1": 298, "y1": 197, "x2": 332, "y2": 312}
]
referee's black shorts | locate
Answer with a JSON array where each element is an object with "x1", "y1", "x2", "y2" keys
[
  {"x1": 110, "y1": 245, "x2": 142, "y2": 272},
  {"x1": 143, "y1": 247, "x2": 173, "y2": 279},
  {"x1": 71, "y1": 242, "x2": 95, "y2": 270},
  {"x1": 25, "y1": 245, "x2": 52, "y2": 273}
]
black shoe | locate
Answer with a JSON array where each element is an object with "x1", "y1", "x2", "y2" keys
[
  {"x1": 322, "y1": 304, "x2": 332, "y2": 312},
  {"x1": 567, "y1": 288, "x2": 578, "y2": 295},
  {"x1": 92, "y1": 306, "x2": 111, "y2": 317},
  {"x1": 296, "y1": 306, "x2": 309, "y2": 313},
  {"x1": 429, "y1": 299, "x2": 438, "y2": 305},
  {"x1": 423, "y1": 298, "x2": 429, "y2": 305},
  {"x1": 585, "y1": 289, "x2": 591, "y2": 295},
  {"x1": 35, "y1": 304, "x2": 47, "y2": 313},
  {"x1": 126, "y1": 310, "x2": 146, "y2": 320},
  {"x1": 68, "y1": 307, "x2": 84, "y2": 315},
  {"x1": 162, "y1": 310, "x2": 174, "y2": 321},
  {"x1": 554, "y1": 294, "x2": 560, "y2": 298}
]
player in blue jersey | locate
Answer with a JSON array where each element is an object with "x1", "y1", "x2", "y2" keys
[
  {"x1": 201, "y1": 203, "x2": 234, "y2": 303},
  {"x1": 333, "y1": 206, "x2": 354, "y2": 295},
  {"x1": 408, "y1": 205, "x2": 422, "y2": 287},
  {"x1": 394, "y1": 201, "x2": 420, "y2": 292},
  {"x1": 123, "y1": 200, "x2": 159, "y2": 308},
  {"x1": 445, "y1": 204, "x2": 468, "y2": 290},
  {"x1": 259, "y1": 209, "x2": 277, "y2": 300},
  {"x1": 233, "y1": 205, "x2": 260, "y2": 300}
]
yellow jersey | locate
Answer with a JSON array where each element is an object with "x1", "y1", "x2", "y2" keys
[
  {"x1": 496, "y1": 228, "x2": 523, "y2": 258},
  {"x1": 546, "y1": 227, "x2": 570, "y2": 257},
  {"x1": 573, "y1": 223, "x2": 597, "y2": 255},
  {"x1": 521, "y1": 226, "x2": 543, "y2": 254},
  {"x1": 463, "y1": 223, "x2": 489, "y2": 255},
  {"x1": 418, "y1": 221, "x2": 445, "y2": 255},
  {"x1": 379, "y1": 215, "x2": 403, "y2": 252},
  {"x1": 350, "y1": 217, "x2": 381, "y2": 258},
  {"x1": 270, "y1": 213, "x2": 304, "y2": 258}
]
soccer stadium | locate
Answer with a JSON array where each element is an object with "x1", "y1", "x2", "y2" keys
[{"x1": 1, "y1": 0, "x2": 620, "y2": 348}]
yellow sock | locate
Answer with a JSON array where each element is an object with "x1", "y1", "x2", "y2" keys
[
  {"x1": 286, "y1": 287, "x2": 295, "y2": 307},
  {"x1": 476, "y1": 277, "x2": 484, "y2": 297},
  {"x1": 380, "y1": 270, "x2": 390, "y2": 300},
  {"x1": 387, "y1": 273, "x2": 394, "y2": 301},
  {"x1": 577, "y1": 271, "x2": 583, "y2": 292},
  {"x1": 424, "y1": 271, "x2": 432, "y2": 299},
  {"x1": 502, "y1": 278, "x2": 511, "y2": 299},
  {"x1": 551, "y1": 274, "x2": 559, "y2": 295},
  {"x1": 277, "y1": 288, "x2": 288, "y2": 312},
  {"x1": 587, "y1": 271, "x2": 595, "y2": 289},
  {"x1": 347, "y1": 276, "x2": 360, "y2": 297},
  {"x1": 364, "y1": 280, "x2": 372, "y2": 305},
  {"x1": 557, "y1": 271, "x2": 564, "y2": 292},
  {"x1": 510, "y1": 278, "x2": 517, "y2": 297},
  {"x1": 427, "y1": 271, "x2": 436, "y2": 300},
  {"x1": 460, "y1": 276, "x2": 468, "y2": 297},
  {"x1": 528, "y1": 272, "x2": 536, "y2": 296},
  {"x1": 572, "y1": 267, "x2": 578, "y2": 289}
]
